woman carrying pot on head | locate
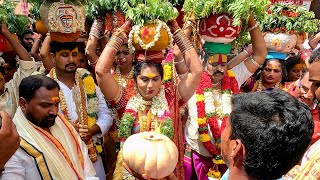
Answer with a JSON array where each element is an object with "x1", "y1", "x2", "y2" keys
[
  {"x1": 95, "y1": 20, "x2": 203, "y2": 179},
  {"x1": 251, "y1": 54, "x2": 287, "y2": 92}
]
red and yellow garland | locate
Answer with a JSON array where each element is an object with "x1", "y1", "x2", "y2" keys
[{"x1": 196, "y1": 71, "x2": 239, "y2": 156}]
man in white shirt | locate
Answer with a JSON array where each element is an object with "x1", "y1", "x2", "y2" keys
[
  {"x1": 0, "y1": 23, "x2": 37, "y2": 117},
  {"x1": 2, "y1": 75, "x2": 98, "y2": 179},
  {"x1": 46, "y1": 41, "x2": 112, "y2": 180}
]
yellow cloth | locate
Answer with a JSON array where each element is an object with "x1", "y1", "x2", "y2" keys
[
  {"x1": 13, "y1": 107, "x2": 96, "y2": 179},
  {"x1": 293, "y1": 144, "x2": 320, "y2": 180}
]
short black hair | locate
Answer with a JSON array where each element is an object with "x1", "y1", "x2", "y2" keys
[
  {"x1": 133, "y1": 62, "x2": 164, "y2": 82},
  {"x1": 19, "y1": 75, "x2": 60, "y2": 102},
  {"x1": 19, "y1": 29, "x2": 34, "y2": 39},
  {"x1": 50, "y1": 41, "x2": 78, "y2": 55},
  {"x1": 230, "y1": 89, "x2": 313, "y2": 180},
  {"x1": 286, "y1": 55, "x2": 303, "y2": 71},
  {"x1": 309, "y1": 48, "x2": 320, "y2": 64}
]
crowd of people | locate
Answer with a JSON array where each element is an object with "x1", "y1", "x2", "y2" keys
[{"x1": 0, "y1": 3, "x2": 320, "y2": 180}]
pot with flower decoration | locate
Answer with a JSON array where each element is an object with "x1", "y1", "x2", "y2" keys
[
  {"x1": 122, "y1": 132, "x2": 178, "y2": 179},
  {"x1": 264, "y1": 32, "x2": 297, "y2": 53},
  {"x1": 40, "y1": 0, "x2": 86, "y2": 42},
  {"x1": 128, "y1": 20, "x2": 173, "y2": 53},
  {"x1": 199, "y1": 13, "x2": 242, "y2": 43},
  {"x1": 0, "y1": 2, "x2": 29, "y2": 52},
  {"x1": 261, "y1": 3, "x2": 319, "y2": 52}
]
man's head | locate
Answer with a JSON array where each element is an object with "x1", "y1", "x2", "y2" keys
[
  {"x1": 308, "y1": 49, "x2": 320, "y2": 101},
  {"x1": 19, "y1": 29, "x2": 34, "y2": 52},
  {"x1": 290, "y1": 71, "x2": 315, "y2": 108},
  {"x1": 50, "y1": 41, "x2": 79, "y2": 74},
  {"x1": 19, "y1": 75, "x2": 60, "y2": 128},
  {"x1": 221, "y1": 90, "x2": 313, "y2": 179},
  {"x1": 3, "y1": 60, "x2": 17, "y2": 82},
  {"x1": 203, "y1": 53, "x2": 228, "y2": 83}
]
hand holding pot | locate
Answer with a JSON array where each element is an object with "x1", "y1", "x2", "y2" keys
[
  {"x1": 118, "y1": 19, "x2": 132, "y2": 35},
  {"x1": 167, "y1": 20, "x2": 180, "y2": 34},
  {"x1": 0, "y1": 23, "x2": 10, "y2": 36}
]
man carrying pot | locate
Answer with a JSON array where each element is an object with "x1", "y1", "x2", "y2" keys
[
  {"x1": 0, "y1": 23, "x2": 37, "y2": 117},
  {"x1": 178, "y1": 16, "x2": 267, "y2": 179}
]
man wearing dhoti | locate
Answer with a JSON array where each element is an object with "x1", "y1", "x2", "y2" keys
[{"x1": 1, "y1": 75, "x2": 98, "y2": 180}]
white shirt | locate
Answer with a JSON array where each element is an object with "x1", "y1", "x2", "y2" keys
[
  {"x1": 0, "y1": 59, "x2": 36, "y2": 117},
  {"x1": 57, "y1": 81, "x2": 112, "y2": 139},
  {"x1": 1, "y1": 142, "x2": 98, "y2": 180},
  {"x1": 185, "y1": 62, "x2": 253, "y2": 157}
]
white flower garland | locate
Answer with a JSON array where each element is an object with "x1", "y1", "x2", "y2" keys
[
  {"x1": 203, "y1": 89, "x2": 232, "y2": 123},
  {"x1": 128, "y1": 19, "x2": 173, "y2": 53},
  {"x1": 126, "y1": 87, "x2": 169, "y2": 118}
]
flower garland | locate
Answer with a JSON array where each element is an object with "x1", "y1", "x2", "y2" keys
[
  {"x1": 128, "y1": 19, "x2": 173, "y2": 53},
  {"x1": 50, "y1": 68, "x2": 102, "y2": 154},
  {"x1": 118, "y1": 88, "x2": 174, "y2": 140},
  {"x1": 163, "y1": 48, "x2": 174, "y2": 83},
  {"x1": 196, "y1": 71, "x2": 239, "y2": 157}
]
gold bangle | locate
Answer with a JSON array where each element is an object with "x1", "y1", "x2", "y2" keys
[
  {"x1": 88, "y1": 59, "x2": 98, "y2": 66},
  {"x1": 248, "y1": 56, "x2": 261, "y2": 68},
  {"x1": 107, "y1": 35, "x2": 123, "y2": 51},
  {"x1": 174, "y1": 58, "x2": 185, "y2": 65},
  {"x1": 174, "y1": 30, "x2": 193, "y2": 54}
]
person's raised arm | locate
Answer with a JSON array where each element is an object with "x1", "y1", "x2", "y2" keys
[
  {"x1": 39, "y1": 34, "x2": 54, "y2": 70},
  {"x1": 243, "y1": 16, "x2": 267, "y2": 73},
  {"x1": 95, "y1": 20, "x2": 131, "y2": 101},
  {"x1": 168, "y1": 20, "x2": 203, "y2": 102},
  {"x1": 309, "y1": 32, "x2": 320, "y2": 50},
  {"x1": 173, "y1": 20, "x2": 194, "y2": 76},
  {"x1": 30, "y1": 34, "x2": 42, "y2": 62},
  {"x1": 86, "y1": 19, "x2": 102, "y2": 67},
  {"x1": 1, "y1": 23, "x2": 31, "y2": 61}
]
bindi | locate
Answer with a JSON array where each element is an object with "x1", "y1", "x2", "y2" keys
[{"x1": 52, "y1": 97, "x2": 60, "y2": 103}]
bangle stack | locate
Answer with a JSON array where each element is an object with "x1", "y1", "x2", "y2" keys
[
  {"x1": 243, "y1": 45, "x2": 253, "y2": 57},
  {"x1": 106, "y1": 30, "x2": 127, "y2": 52},
  {"x1": 173, "y1": 29, "x2": 193, "y2": 54}
]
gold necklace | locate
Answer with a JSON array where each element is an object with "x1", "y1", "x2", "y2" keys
[{"x1": 116, "y1": 66, "x2": 134, "y2": 87}]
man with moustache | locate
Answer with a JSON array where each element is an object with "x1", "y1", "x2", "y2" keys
[
  {"x1": 1, "y1": 75, "x2": 98, "y2": 179},
  {"x1": 183, "y1": 16, "x2": 267, "y2": 179},
  {"x1": 47, "y1": 41, "x2": 112, "y2": 180},
  {"x1": 19, "y1": 29, "x2": 34, "y2": 53}
]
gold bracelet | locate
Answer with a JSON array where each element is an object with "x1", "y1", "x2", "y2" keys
[
  {"x1": 107, "y1": 35, "x2": 123, "y2": 51},
  {"x1": 174, "y1": 31, "x2": 193, "y2": 54},
  {"x1": 249, "y1": 56, "x2": 261, "y2": 68},
  {"x1": 88, "y1": 59, "x2": 98, "y2": 66},
  {"x1": 174, "y1": 58, "x2": 185, "y2": 65}
]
